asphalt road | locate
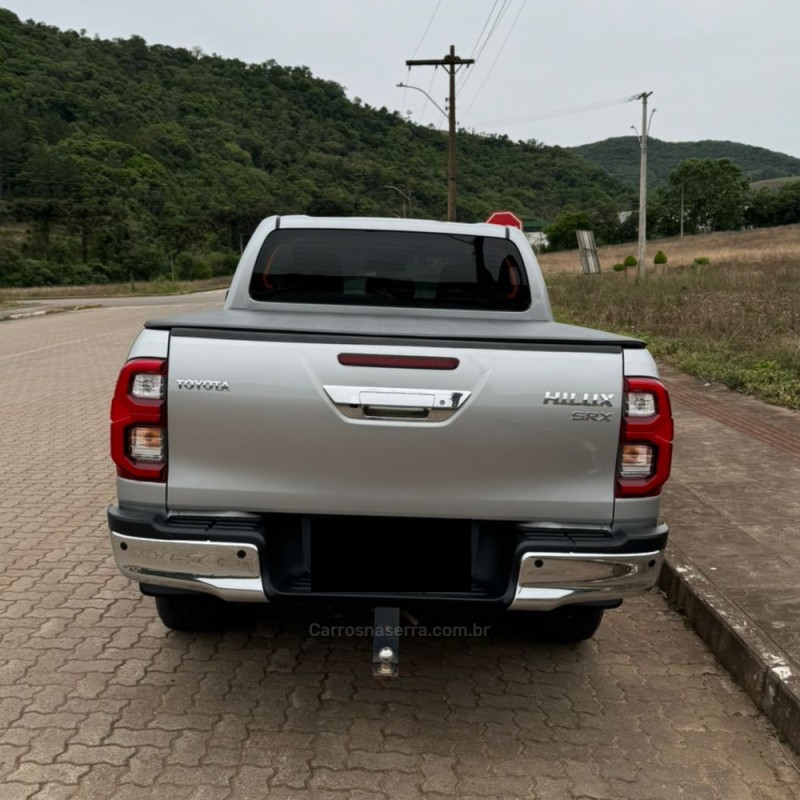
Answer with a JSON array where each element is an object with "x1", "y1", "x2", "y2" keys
[{"x1": 0, "y1": 299, "x2": 797, "y2": 799}]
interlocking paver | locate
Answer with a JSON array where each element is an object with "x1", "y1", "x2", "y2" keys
[{"x1": 1, "y1": 299, "x2": 799, "y2": 799}]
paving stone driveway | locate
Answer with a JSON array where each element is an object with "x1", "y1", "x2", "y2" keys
[{"x1": 0, "y1": 302, "x2": 798, "y2": 799}]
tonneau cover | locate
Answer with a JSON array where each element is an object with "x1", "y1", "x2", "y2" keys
[{"x1": 145, "y1": 308, "x2": 645, "y2": 348}]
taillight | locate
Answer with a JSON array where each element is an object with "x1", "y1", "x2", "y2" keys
[
  {"x1": 110, "y1": 358, "x2": 167, "y2": 482},
  {"x1": 616, "y1": 377, "x2": 673, "y2": 497}
]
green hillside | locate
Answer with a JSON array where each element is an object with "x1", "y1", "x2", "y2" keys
[
  {"x1": 570, "y1": 137, "x2": 800, "y2": 189},
  {"x1": 0, "y1": 9, "x2": 628, "y2": 285}
]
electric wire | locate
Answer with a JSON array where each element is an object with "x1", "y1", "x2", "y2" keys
[
  {"x1": 409, "y1": 0, "x2": 443, "y2": 60},
  {"x1": 455, "y1": 0, "x2": 500, "y2": 93},
  {"x1": 471, "y1": 94, "x2": 638, "y2": 130},
  {"x1": 456, "y1": 0, "x2": 512, "y2": 96},
  {"x1": 460, "y1": 0, "x2": 527, "y2": 121}
]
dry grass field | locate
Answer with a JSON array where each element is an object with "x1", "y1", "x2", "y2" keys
[
  {"x1": 543, "y1": 224, "x2": 800, "y2": 408},
  {"x1": 538, "y1": 223, "x2": 800, "y2": 275}
]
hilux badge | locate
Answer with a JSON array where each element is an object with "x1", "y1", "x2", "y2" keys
[{"x1": 543, "y1": 391, "x2": 614, "y2": 407}]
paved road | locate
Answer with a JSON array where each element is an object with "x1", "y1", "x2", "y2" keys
[{"x1": 0, "y1": 301, "x2": 797, "y2": 799}]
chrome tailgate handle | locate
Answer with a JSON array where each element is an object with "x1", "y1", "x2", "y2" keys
[
  {"x1": 324, "y1": 385, "x2": 470, "y2": 422},
  {"x1": 359, "y1": 391, "x2": 436, "y2": 408}
]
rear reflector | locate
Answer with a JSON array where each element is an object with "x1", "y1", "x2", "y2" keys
[
  {"x1": 338, "y1": 353, "x2": 460, "y2": 370},
  {"x1": 616, "y1": 377, "x2": 673, "y2": 497}
]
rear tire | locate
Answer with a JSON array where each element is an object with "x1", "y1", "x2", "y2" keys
[
  {"x1": 531, "y1": 606, "x2": 605, "y2": 643},
  {"x1": 154, "y1": 594, "x2": 229, "y2": 632}
]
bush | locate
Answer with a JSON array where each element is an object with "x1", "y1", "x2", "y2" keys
[
  {"x1": 612, "y1": 263, "x2": 626, "y2": 272},
  {"x1": 193, "y1": 261, "x2": 213, "y2": 280},
  {"x1": 694, "y1": 257, "x2": 711, "y2": 266},
  {"x1": 654, "y1": 250, "x2": 667, "y2": 265},
  {"x1": 206, "y1": 250, "x2": 239, "y2": 276},
  {"x1": 623, "y1": 255, "x2": 638, "y2": 267}
]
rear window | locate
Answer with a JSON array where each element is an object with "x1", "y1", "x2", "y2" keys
[{"x1": 248, "y1": 229, "x2": 531, "y2": 311}]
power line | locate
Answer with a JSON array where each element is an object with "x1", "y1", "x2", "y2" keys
[
  {"x1": 409, "y1": 0, "x2": 443, "y2": 60},
  {"x1": 456, "y1": 0, "x2": 501, "y2": 93},
  {"x1": 460, "y1": 0, "x2": 527, "y2": 120},
  {"x1": 403, "y1": 0, "x2": 443, "y2": 121},
  {"x1": 467, "y1": 0, "x2": 500, "y2": 59},
  {"x1": 471, "y1": 94, "x2": 637, "y2": 129},
  {"x1": 471, "y1": 0, "x2": 512, "y2": 65},
  {"x1": 454, "y1": 0, "x2": 512, "y2": 105}
]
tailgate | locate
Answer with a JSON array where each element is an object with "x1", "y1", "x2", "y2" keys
[{"x1": 166, "y1": 333, "x2": 624, "y2": 523}]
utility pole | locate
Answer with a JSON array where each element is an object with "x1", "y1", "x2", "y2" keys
[
  {"x1": 406, "y1": 45, "x2": 474, "y2": 221},
  {"x1": 680, "y1": 183, "x2": 684, "y2": 238},
  {"x1": 634, "y1": 91, "x2": 653, "y2": 279}
]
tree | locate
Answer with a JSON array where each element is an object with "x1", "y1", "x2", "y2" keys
[
  {"x1": 544, "y1": 211, "x2": 592, "y2": 251},
  {"x1": 664, "y1": 159, "x2": 749, "y2": 233}
]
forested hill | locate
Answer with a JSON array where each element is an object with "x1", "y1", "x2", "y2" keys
[
  {"x1": 570, "y1": 137, "x2": 800, "y2": 189},
  {"x1": 0, "y1": 9, "x2": 628, "y2": 284}
]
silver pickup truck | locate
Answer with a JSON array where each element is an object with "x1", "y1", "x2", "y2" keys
[{"x1": 108, "y1": 216, "x2": 673, "y2": 666}]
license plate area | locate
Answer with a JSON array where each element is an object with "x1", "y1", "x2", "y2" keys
[{"x1": 310, "y1": 518, "x2": 471, "y2": 593}]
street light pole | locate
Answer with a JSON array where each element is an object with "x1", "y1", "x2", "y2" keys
[
  {"x1": 384, "y1": 185, "x2": 412, "y2": 218},
  {"x1": 396, "y1": 83, "x2": 447, "y2": 118}
]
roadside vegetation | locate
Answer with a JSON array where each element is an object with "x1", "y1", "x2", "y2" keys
[
  {"x1": 543, "y1": 226, "x2": 800, "y2": 409},
  {"x1": 0, "y1": 9, "x2": 625, "y2": 288},
  {"x1": 0, "y1": 276, "x2": 229, "y2": 303}
]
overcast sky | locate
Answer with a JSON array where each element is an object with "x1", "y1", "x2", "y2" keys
[{"x1": 5, "y1": 0, "x2": 800, "y2": 158}]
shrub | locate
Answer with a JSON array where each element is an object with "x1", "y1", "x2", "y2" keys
[
  {"x1": 694, "y1": 257, "x2": 711, "y2": 266},
  {"x1": 612, "y1": 263, "x2": 626, "y2": 272},
  {"x1": 623, "y1": 255, "x2": 637, "y2": 267},
  {"x1": 654, "y1": 250, "x2": 667, "y2": 265}
]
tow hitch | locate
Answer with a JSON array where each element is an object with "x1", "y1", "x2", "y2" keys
[{"x1": 372, "y1": 606, "x2": 400, "y2": 678}]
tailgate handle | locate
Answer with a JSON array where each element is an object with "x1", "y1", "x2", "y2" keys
[{"x1": 324, "y1": 385, "x2": 471, "y2": 423}]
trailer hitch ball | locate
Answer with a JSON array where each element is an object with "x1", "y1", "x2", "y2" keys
[
  {"x1": 372, "y1": 607, "x2": 400, "y2": 678},
  {"x1": 377, "y1": 647, "x2": 394, "y2": 675}
]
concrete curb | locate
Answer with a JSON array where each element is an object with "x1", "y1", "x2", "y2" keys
[
  {"x1": 0, "y1": 304, "x2": 101, "y2": 322},
  {"x1": 660, "y1": 542, "x2": 800, "y2": 752}
]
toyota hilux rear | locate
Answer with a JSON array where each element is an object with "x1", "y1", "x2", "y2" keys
[{"x1": 107, "y1": 216, "x2": 673, "y2": 664}]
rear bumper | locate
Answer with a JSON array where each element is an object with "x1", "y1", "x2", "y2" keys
[
  {"x1": 509, "y1": 550, "x2": 663, "y2": 610},
  {"x1": 108, "y1": 507, "x2": 667, "y2": 610},
  {"x1": 110, "y1": 531, "x2": 267, "y2": 602}
]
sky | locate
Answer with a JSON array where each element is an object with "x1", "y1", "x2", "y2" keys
[{"x1": 4, "y1": 0, "x2": 800, "y2": 158}]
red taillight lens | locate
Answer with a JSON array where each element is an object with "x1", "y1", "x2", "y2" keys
[
  {"x1": 110, "y1": 358, "x2": 167, "y2": 482},
  {"x1": 616, "y1": 377, "x2": 673, "y2": 497}
]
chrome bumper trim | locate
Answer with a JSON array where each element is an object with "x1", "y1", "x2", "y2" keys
[
  {"x1": 509, "y1": 550, "x2": 663, "y2": 611},
  {"x1": 110, "y1": 532, "x2": 267, "y2": 602}
]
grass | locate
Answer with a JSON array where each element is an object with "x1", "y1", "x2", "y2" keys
[
  {"x1": 750, "y1": 176, "x2": 800, "y2": 192},
  {"x1": 0, "y1": 276, "x2": 231, "y2": 304},
  {"x1": 544, "y1": 226, "x2": 800, "y2": 409}
]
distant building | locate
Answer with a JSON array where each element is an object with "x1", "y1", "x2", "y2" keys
[
  {"x1": 525, "y1": 231, "x2": 549, "y2": 250},
  {"x1": 523, "y1": 219, "x2": 548, "y2": 251}
]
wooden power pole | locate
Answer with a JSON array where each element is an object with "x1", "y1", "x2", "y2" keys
[{"x1": 406, "y1": 45, "x2": 474, "y2": 222}]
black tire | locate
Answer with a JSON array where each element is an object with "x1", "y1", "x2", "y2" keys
[
  {"x1": 530, "y1": 606, "x2": 605, "y2": 643},
  {"x1": 154, "y1": 594, "x2": 229, "y2": 632}
]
